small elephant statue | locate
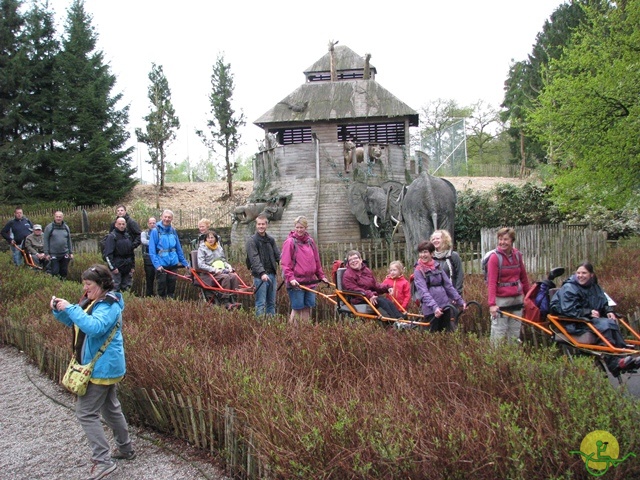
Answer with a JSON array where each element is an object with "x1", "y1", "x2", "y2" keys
[{"x1": 232, "y1": 203, "x2": 267, "y2": 224}]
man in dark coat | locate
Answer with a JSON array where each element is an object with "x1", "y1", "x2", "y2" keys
[
  {"x1": 104, "y1": 217, "x2": 135, "y2": 291},
  {"x1": 109, "y1": 205, "x2": 141, "y2": 249},
  {"x1": 1, "y1": 207, "x2": 33, "y2": 266},
  {"x1": 246, "y1": 215, "x2": 280, "y2": 315}
]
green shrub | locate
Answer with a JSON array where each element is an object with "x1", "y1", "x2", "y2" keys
[{"x1": 3, "y1": 251, "x2": 640, "y2": 479}]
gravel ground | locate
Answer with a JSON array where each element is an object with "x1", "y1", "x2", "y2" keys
[{"x1": 0, "y1": 344, "x2": 230, "y2": 480}]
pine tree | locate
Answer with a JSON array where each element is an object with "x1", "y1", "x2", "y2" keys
[
  {"x1": 0, "y1": 0, "x2": 26, "y2": 200},
  {"x1": 19, "y1": 1, "x2": 59, "y2": 200},
  {"x1": 197, "y1": 54, "x2": 245, "y2": 198},
  {"x1": 52, "y1": 0, "x2": 135, "y2": 205},
  {"x1": 135, "y1": 63, "x2": 180, "y2": 193}
]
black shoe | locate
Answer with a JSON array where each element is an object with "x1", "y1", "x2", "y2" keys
[
  {"x1": 111, "y1": 449, "x2": 136, "y2": 460},
  {"x1": 618, "y1": 356, "x2": 640, "y2": 372}
]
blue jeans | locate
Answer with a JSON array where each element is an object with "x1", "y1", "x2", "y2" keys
[
  {"x1": 10, "y1": 245, "x2": 23, "y2": 266},
  {"x1": 254, "y1": 274, "x2": 277, "y2": 315}
]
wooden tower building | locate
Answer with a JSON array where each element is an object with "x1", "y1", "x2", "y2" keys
[{"x1": 232, "y1": 44, "x2": 419, "y2": 246}]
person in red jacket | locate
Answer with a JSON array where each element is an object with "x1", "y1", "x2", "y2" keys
[
  {"x1": 381, "y1": 261, "x2": 411, "y2": 311},
  {"x1": 487, "y1": 227, "x2": 530, "y2": 344}
]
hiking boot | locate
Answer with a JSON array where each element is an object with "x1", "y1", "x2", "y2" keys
[
  {"x1": 617, "y1": 356, "x2": 640, "y2": 372},
  {"x1": 111, "y1": 449, "x2": 136, "y2": 460},
  {"x1": 86, "y1": 460, "x2": 117, "y2": 480}
]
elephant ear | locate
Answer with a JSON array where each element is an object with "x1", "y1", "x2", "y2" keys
[
  {"x1": 380, "y1": 181, "x2": 404, "y2": 219},
  {"x1": 347, "y1": 182, "x2": 371, "y2": 225}
]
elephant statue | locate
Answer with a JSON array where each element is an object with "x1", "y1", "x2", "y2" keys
[
  {"x1": 232, "y1": 203, "x2": 267, "y2": 224},
  {"x1": 347, "y1": 181, "x2": 404, "y2": 238},
  {"x1": 400, "y1": 172, "x2": 457, "y2": 263}
]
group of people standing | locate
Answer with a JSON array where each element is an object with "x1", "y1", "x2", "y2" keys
[{"x1": 2, "y1": 207, "x2": 74, "y2": 278}]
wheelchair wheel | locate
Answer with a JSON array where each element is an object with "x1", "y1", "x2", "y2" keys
[{"x1": 456, "y1": 301, "x2": 483, "y2": 334}]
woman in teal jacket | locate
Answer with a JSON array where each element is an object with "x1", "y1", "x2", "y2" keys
[{"x1": 52, "y1": 264, "x2": 135, "y2": 480}]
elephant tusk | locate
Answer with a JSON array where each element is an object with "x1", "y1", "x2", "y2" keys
[
  {"x1": 373, "y1": 215, "x2": 379, "y2": 228},
  {"x1": 390, "y1": 215, "x2": 399, "y2": 225}
]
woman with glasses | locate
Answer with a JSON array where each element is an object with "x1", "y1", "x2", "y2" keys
[{"x1": 342, "y1": 250, "x2": 404, "y2": 320}]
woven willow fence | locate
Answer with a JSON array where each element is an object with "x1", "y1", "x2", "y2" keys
[
  {"x1": 3, "y1": 307, "x2": 639, "y2": 479},
  {"x1": 481, "y1": 224, "x2": 608, "y2": 274},
  {"x1": 0, "y1": 317, "x2": 268, "y2": 478}
]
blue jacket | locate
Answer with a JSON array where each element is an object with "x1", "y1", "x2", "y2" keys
[
  {"x1": 149, "y1": 223, "x2": 189, "y2": 269},
  {"x1": 54, "y1": 292, "x2": 126, "y2": 381},
  {"x1": 550, "y1": 274, "x2": 612, "y2": 319}
]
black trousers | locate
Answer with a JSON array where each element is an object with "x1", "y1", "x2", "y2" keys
[
  {"x1": 144, "y1": 261, "x2": 156, "y2": 296},
  {"x1": 156, "y1": 265, "x2": 178, "y2": 298},
  {"x1": 376, "y1": 296, "x2": 403, "y2": 319},
  {"x1": 428, "y1": 307, "x2": 453, "y2": 333}
]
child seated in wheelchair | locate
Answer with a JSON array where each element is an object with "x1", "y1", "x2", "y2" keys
[
  {"x1": 197, "y1": 229, "x2": 241, "y2": 309},
  {"x1": 381, "y1": 260, "x2": 411, "y2": 311}
]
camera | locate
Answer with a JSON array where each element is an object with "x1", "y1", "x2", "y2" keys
[{"x1": 52, "y1": 297, "x2": 60, "y2": 309}]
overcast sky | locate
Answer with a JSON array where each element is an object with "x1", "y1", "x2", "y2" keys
[{"x1": 46, "y1": 0, "x2": 566, "y2": 182}]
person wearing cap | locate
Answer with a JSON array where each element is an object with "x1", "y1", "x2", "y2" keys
[
  {"x1": 197, "y1": 229, "x2": 241, "y2": 309},
  {"x1": 24, "y1": 224, "x2": 48, "y2": 269}
]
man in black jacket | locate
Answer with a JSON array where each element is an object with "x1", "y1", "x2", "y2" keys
[
  {"x1": 1, "y1": 207, "x2": 33, "y2": 266},
  {"x1": 109, "y1": 205, "x2": 141, "y2": 249},
  {"x1": 246, "y1": 215, "x2": 280, "y2": 316},
  {"x1": 104, "y1": 217, "x2": 135, "y2": 291}
]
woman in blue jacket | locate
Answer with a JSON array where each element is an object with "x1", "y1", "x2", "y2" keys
[{"x1": 52, "y1": 265, "x2": 135, "y2": 480}]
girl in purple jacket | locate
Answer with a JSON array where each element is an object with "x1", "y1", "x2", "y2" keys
[{"x1": 414, "y1": 241, "x2": 466, "y2": 332}]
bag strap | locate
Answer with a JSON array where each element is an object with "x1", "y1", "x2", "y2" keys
[{"x1": 88, "y1": 319, "x2": 120, "y2": 366}]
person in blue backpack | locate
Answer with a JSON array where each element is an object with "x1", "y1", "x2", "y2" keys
[{"x1": 149, "y1": 210, "x2": 189, "y2": 299}]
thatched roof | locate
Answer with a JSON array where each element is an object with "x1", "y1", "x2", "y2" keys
[
  {"x1": 254, "y1": 44, "x2": 418, "y2": 128},
  {"x1": 254, "y1": 80, "x2": 418, "y2": 127},
  {"x1": 303, "y1": 45, "x2": 376, "y2": 75}
]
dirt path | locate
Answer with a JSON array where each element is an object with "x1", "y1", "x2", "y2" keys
[{"x1": 0, "y1": 344, "x2": 229, "y2": 480}]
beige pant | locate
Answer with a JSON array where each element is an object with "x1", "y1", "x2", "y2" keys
[{"x1": 490, "y1": 295, "x2": 524, "y2": 345}]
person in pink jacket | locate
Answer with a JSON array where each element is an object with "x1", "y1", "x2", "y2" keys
[
  {"x1": 381, "y1": 261, "x2": 411, "y2": 311},
  {"x1": 487, "y1": 227, "x2": 530, "y2": 344},
  {"x1": 281, "y1": 216, "x2": 328, "y2": 325}
]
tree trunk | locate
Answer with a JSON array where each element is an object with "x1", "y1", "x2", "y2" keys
[
  {"x1": 519, "y1": 129, "x2": 526, "y2": 178},
  {"x1": 226, "y1": 151, "x2": 233, "y2": 197}
]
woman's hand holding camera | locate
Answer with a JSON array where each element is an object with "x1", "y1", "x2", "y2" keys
[{"x1": 50, "y1": 296, "x2": 70, "y2": 311}]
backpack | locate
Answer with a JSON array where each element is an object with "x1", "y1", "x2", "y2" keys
[
  {"x1": 482, "y1": 249, "x2": 523, "y2": 284},
  {"x1": 98, "y1": 233, "x2": 111, "y2": 258},
  {"x1": 523, "y1": 279, "x2": 554, "y2": 323},
  {"x1": 331, "y1": 259, "x2": 345, "y2": 284},
  {"x1": 410, "y1": 267, "x2": 445, "y2": 305}
]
